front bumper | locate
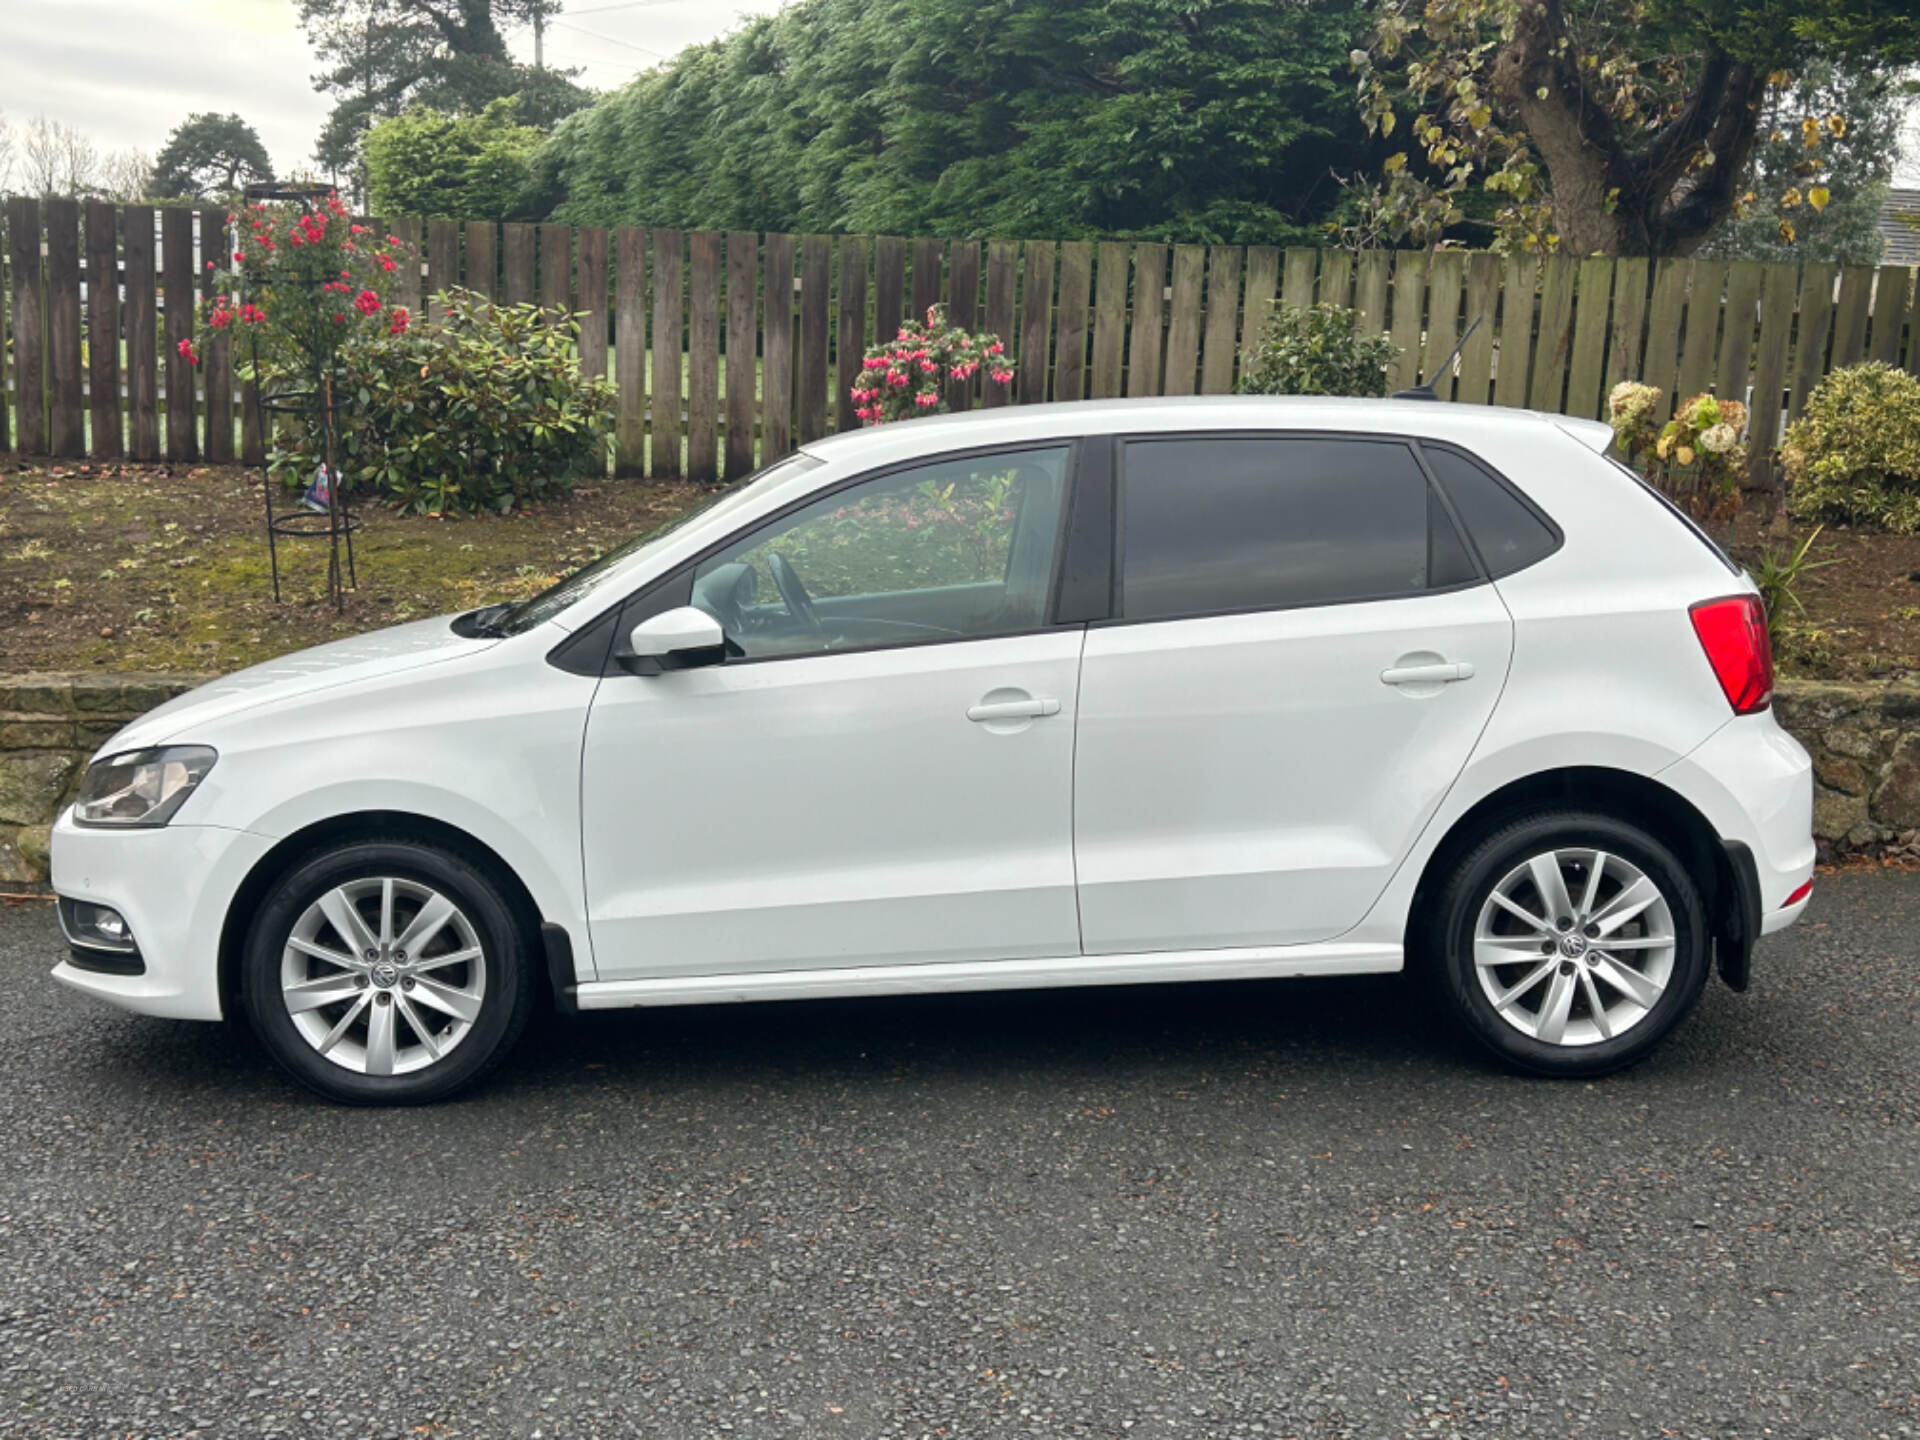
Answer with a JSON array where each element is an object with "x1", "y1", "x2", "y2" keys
[
  {"x1": 1658, "y1": 709, "x2": 1816, "y2": 937},
  {"x1": 48, "y1": 810, "x2": 277, "y2": 1021}
]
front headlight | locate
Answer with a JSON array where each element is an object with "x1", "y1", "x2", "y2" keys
[{"x1": 72, "y1": 746, "x2": 218, "y2": 827}]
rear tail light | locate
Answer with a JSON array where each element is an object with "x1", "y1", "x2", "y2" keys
[
  {"x1": 1689, "y1": 594, "x2": 1773, "y2": 715},
  {"x1": 1782, "y1": 877, "x2": 1813, "y2": 908}
]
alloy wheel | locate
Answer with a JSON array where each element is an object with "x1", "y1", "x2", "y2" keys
[
  {"x1": 279, "y1": 877, "x2": 488, "y2": 1076},
  {"x1": 1472, "y1": 848, "x2": 1676, "y2": 1047}
]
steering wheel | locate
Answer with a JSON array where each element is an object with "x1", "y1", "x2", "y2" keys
[{"x1": 766, "y1": 552, "x2": 824, "y2": 638}]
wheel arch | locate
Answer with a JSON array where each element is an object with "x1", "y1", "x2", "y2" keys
[
  {"x1": 1406, "y1": 766, "x2": 1745, "y2": 981},
  {"x1": 217, "y1": 810, "x2": 548, "y2": 1016}
]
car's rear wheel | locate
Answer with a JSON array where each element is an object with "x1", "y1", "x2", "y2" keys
[
  {"x1": 1430, "y1": 811, "x2": 1712, "y2": 1077},
  {"x1": 242, "y1": 838, "x2": 535, "y2": 1104}
]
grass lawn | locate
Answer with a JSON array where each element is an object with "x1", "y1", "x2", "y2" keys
[
  {"x1": 2, "y1": 456, "x2": 1917, "y2": 682},
  {"x1": 0, "y1": 457, "x2": 716, "y2": 674}
]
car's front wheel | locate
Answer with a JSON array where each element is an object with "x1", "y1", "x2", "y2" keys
[
  {"x1": 242, "y1": 838, "x2": 536, "y2": 1104},
  {"x1": 1431, "y1": 811, "x2": 1713, "y2": 1077}
]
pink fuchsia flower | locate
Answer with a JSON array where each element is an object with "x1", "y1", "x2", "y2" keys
[
  {"x1": 986, "y1": 341, "x2": 1005, "y2": 356},
  {"x1": 990, "y1": 369, "x2": 1013, "y2": 384},
  {"x1": 914, "y1": 392, "x2": 939, "y2": 408}
]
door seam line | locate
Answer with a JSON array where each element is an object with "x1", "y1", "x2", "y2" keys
[{"x1": 1068, "y1": 624, "x2": 1089, "y2": 956}]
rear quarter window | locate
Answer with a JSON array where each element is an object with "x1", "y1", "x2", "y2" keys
[{"x1": 1420, "y1": 444, "x2": 1562, "y2": 578}]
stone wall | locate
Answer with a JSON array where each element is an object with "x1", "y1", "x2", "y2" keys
[
  {"x1": 1774, "y1": 681, "x2": 1920, "y2": 855},
  {"x1": 2, "y1": 672, "x2": 1916, "y2": 892},
  {"x1": 0, "y1": 674, "x2": 206, "y2": 887}
]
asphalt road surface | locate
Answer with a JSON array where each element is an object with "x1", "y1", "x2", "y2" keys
[{"x1": 1, "y1": 873, "x2": 1916, "y2": 1440}]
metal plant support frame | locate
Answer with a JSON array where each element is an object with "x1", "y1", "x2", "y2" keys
[{"x1": 240, "y1": 183, "x2": 360, "y2": 610}]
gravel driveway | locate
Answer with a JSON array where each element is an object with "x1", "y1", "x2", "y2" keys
[{"x1": 1, "y1": 873, "x2": 1915, "y2": 1439}]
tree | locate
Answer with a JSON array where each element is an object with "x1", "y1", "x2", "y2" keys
[
  {"x1": 151, "y1": 113, "x2": 274, "y2": 199},
  {"x1": 0, "y1": 110, "x2": 16, "y2": 195},
  {"x1": 97, "y1": 149, "x2": 153, "y2": 205},
  {"x1": 20, "y1": 116, "x2": 97, "y2": 197},
  {"x1": 298, "y1": 0, "x2": 582, "y2": 183},
  {"x1": 1701, "y1": 61, "x2": 1915, "y2": 263},
  {"x1": 365, "y1": 98, "x2": 543, "y2": 219},
  {"x1": 1352, "y1": 0, "x2": 1920, "y2": 256},
  {"x1": 538, "y1": 0, "x2": 1375, "y2": 244}
]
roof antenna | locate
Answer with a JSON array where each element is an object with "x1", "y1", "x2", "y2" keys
[{"x1": 1393, "y1": 315, "x2": 1484, "y2": 401}]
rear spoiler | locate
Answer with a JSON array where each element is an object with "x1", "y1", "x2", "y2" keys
[{"x1": 1553, "y1": 416, "x2": 1615, "y2": 454}]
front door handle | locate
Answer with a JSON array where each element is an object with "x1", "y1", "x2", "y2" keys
[
  {"x1": 967, "y1": 696, "x2": 1062, "y2": 722},
  {"x1": 1381, "y1": 661, "x2": 1475, "y2": 686}
]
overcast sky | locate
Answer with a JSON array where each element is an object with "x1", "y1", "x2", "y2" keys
[
  {"x1": 1, "y1": 0, "x2": 1916, "y2": 186},
  {"x1": 0, "y1": 0, "x2": 785, "y2": 178}
]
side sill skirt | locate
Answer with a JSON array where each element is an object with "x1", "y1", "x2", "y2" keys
[{"x1": 571, "y1": 942, "x2": 1402, "y2": 1011}]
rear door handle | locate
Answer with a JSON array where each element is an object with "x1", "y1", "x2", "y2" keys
[
  {"x1": 967, "y1": 697, "x2": 1061, "y2": 722},
  {"x1": 1381, "y1": 661, "x2": 1475, "y2": 686}
]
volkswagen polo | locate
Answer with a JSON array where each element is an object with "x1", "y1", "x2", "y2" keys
[{"x1": 50, "y1": 397, "x2": 1815, "y2": 1103}]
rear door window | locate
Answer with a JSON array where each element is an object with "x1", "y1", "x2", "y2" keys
[{"x1": 1118, "y1": 436, "x2": 1464, "y2": 621}]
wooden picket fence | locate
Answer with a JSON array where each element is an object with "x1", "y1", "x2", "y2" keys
[{"x1": 5, "y1": 197, "x2": 1920, "y2": 487}]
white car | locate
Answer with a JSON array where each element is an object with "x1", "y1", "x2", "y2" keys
[{"x1": 50, "y1": 397, "x2": 1815, "y2": 1103}]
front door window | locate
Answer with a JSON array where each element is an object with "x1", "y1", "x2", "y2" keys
[{"x1": 690, "y1": 447, "x2": 1071, "y2": 659}]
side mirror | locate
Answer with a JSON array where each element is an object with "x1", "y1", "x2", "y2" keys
[{"x1": 618, "y1": 606, "x2": 727, "y2": 675}]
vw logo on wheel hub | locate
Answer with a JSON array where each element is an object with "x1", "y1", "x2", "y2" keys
[
  {"x1": 1558, "y1": 932, "x2": 1589, "y2": 960},
  {"x1": 371, "y1": 959, "x2": 400, "y2": 988}
]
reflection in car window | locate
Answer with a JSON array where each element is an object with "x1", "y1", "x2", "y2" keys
[
  {"x1": 498, "y1": 453, "x2": 825, "y2": 634},
  {"x1": 1120, "y1": 438, "x2": 1434, "y2": 621},
  {"x1": 691, "y1": 447, "x2": 1071, "y2": 659}
]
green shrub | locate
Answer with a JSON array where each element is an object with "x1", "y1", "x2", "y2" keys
[
  {"x1": 1747, "y1": 525, "x2": 1834, "y2": 644},
  {"x1": 1238, "y1": 302, "x2": 1399, "y2": 398},
  {"x1": 365, "y1": 99, "x2": 543, "y2": 222},
  {"x1": 284, "y1": 288, "x2": 616, "y2": 516},
  {"x1": 1783, "y1": 362, "x2": 1920, "y2": 532}
]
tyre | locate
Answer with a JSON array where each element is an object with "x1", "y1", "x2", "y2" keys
[
  {"x1": 241, "y1": 838, "x2": 536, "y2": 1104},
  {"x1": 1429, "y1": 810, "x2": 1712, "y2": 1077}
]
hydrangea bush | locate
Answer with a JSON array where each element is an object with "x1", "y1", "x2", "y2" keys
[
  {"x1": 1782, "y1": 362, "x2": 1920, "y2": 533},
  {"x1": 1608, "y1": 381, "x2": 1748, "y2": 522},
  {"x1": 850, "y1": 306, "x2": 1013, "y2": 424}
]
